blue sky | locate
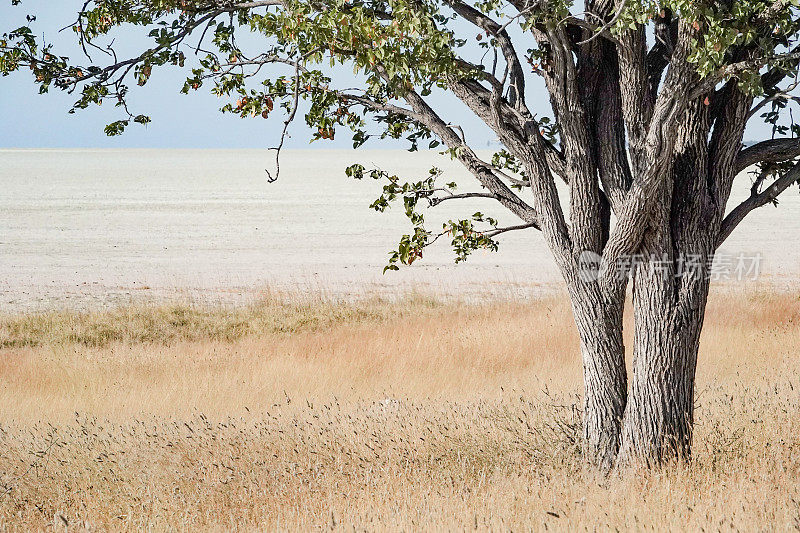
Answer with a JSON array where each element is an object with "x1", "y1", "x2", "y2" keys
[
  {"x1": 0, "y1": 2, "x2": 500, "y2": 149},
  {"x1": 0, "y1": 1, "x2": 777, "y2": 148}
]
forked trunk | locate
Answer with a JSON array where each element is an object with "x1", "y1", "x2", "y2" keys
[
  {"x1": 617, "y1": 265, "x2": 711, "y2": 466},
  {"x1": 568, "y1": 283, "x2": 627, "y2": 470},
  {"x1": 568, "y1": 254, "x2": 712, "y2": 468}
]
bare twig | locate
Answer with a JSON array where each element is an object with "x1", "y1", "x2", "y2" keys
[{"x1": 265, "y1": 59, "x2": 301, "y2": 183}]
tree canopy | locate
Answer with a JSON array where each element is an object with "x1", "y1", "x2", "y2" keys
[{"x1": 3, "y1": 0, "x2": 796, "y2": 273}]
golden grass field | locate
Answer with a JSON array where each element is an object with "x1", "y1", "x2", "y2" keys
[{"x1": 1, "y1": 288, "x2": 799, "y2": 531}]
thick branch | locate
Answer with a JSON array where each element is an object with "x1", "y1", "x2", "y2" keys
[
  {"x1": 717, "y1": 160, "x2": 800, "y2": 246},
  {"x1": 617, "y1": 25, "x2": 650, "y2": 167},
  {"x1": 736, "y1": 138, "x2": 800, "y2": 173},
  {"x1": 436, "y1": 76, "x2": 574, "y2": 264},
  {"x1": 645, "y1": 8, "x2": 677, "y2": 101},
  {"x1": 446, "y1": 0, "x2": 527, "y2": 112},
  {"x1": 540, "y1": 25, "x2": 605, "y2": 253},
  {"x1": 395, "y1": 82, "x2": 540, "y2": 228},
  {"x1": 576, "y1": 1, "x2": 632, "y2": 214},
  {"x1": 600, "y1": 23, "x2": 698, "y2": 280},
  {"x1": 449, "y1": 77, "x2": 566, "y2": 182},
  {"x1": 708, "y1": 81, "x2": 753, "y2": 224}
]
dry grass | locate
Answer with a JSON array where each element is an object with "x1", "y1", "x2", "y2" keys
[
  {"x1": 0, "y1": 288, "x2": 799, "y2": 531},
  {"x1": 0, "y1": 293, "x2": 446, "y2": 349}
]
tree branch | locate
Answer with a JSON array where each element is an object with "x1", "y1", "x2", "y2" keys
[
  {"x1": 747, "y1": 81, "x2": 800, "y2": 120},
  {"x1": 645, "y1": 8, "x2": 677, "y2": 101},
  {"x1": 736, "y1": 138, "x2": 800, "y2": 174},
  {"x1": 428, "y1": 191, "x2": 498, "y2": 206},
  {"x1": 600, "y1": 23, "x2": 698, "y2": 283},
  {"x1": 391, "y1": 77, "x2": 541, "y2": 228},
  {"x1": 717, "y1": 160, "x2": 800, "y2": 246},
  {"x1": 616, "y1": 25, "x2": 650, "y2": 168},
  {"x1": 445, "y1": 0, "x2": 527, "y2": 113},
  {"x1": 484, "y1": 222, "x2": 538, "y2": 237}
]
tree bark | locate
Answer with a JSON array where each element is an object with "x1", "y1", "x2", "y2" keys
[
  {"x1": 568, "y1": 283, "x2": 627, "y2": 471},
  {"x1": 611, "y1": 103, "x2": 715, "y2": 467},
  {"x1": 617, "y1": 264, "x2": 711, "y2": 466}
]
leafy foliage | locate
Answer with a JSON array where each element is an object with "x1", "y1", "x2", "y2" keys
[
  {"x1": 2, "y1": 0, "x2": 800, "y2": 270},
  {"x1": 346, "y1": 163, "x2": 500, "y2": 270}
]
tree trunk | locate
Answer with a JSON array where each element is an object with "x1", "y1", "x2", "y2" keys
[
  {"x1": 568, "y1": 283, "x2": 627, "y2": 470},
  {"x1": 617, "y1": 264, "x2": 711, "y2": 466}
]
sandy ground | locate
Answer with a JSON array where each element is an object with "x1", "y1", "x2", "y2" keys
[{"x1": 1, "y1": 148, "x2": 798, "y2": 311}]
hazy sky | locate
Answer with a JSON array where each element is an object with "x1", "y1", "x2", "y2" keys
[
  {"x1": 0, "y1": 2, "x2": 500, "y2": 149},
  {"x1": 0, "y1": 2, "x2": 778, "y2": 149}
]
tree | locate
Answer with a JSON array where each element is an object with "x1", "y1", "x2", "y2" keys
[{"x1": 2, "y1": 0, "x2": 799, "y2": 469}]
